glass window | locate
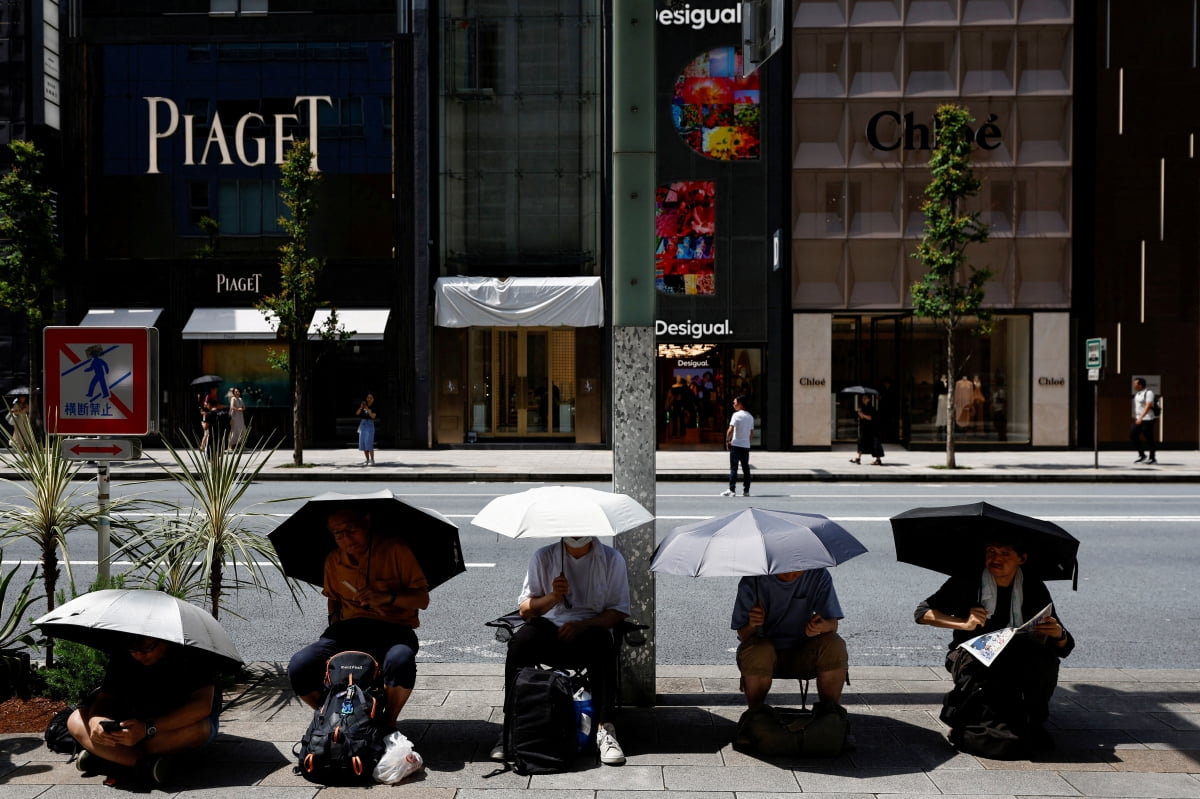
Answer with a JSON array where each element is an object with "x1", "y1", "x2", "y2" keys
[
  {"x1": 907, "y1": 314, "x2": 1031, "y2": 443},
  {"x1": 793, "y1": 32, "x2": 845, "y2": 98},
  {"x1": 847, "y1": 31, "x2": 901, "y2": 96},
  {"x1": 793, "y1": 102, "x2": 845, "y2": 167},
  {"x1": 792, "y1": 173, "x2": 846, "y2": 237},
  {"x1": 217, "y1": 180, "x2": 283, "y2": 235}
]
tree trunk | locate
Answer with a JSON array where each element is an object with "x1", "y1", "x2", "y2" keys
[
  {"x1": 945, "y1": 328, "x2": 957, "y2": 469},
  {"x1": 292, "y1": 339, "x2": 305, "y2": 466},
  {"x1": 41, "y1": 550, "x2": 58, "y2": 667},
  {"x1": 209, "y1": 555, "x2": 222, "y2": 621}
]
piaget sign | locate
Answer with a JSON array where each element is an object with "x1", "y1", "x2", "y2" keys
[{"x1": 144, "y1": 95, "x2": 332, "y2": 174}]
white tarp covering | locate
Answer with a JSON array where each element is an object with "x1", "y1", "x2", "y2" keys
[
  {"x1": 79, "y1": 308, "x2": 164, "y2": 327},
  {"x1": 308, "y1": 308, "x2": 391, "y2": 340},
  {"x1": 435, "y1": 276, "x2": 603, "y2": 328},
  {"x1": 181, "y1": 308, "x2": 278, "y2": 339}
]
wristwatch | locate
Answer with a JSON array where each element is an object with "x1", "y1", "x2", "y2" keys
[{"x1": 144, "y1": 720, "x2": 157, "y2": 738}]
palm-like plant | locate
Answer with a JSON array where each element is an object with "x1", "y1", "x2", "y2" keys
[
  {"x1": 0, "y1": 427, "x2": 144, "y2": 666},
  {"x1": 123, "y1": 431, "x2": 299, "y2": 620},
  {"x1": 0, "y1": 554, "x2": 41, "y2": 698}
]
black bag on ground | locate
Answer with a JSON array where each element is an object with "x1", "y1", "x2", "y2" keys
[
  {"x1": 504, "y1": 666, "x2": 579, "y2": 775},
  {"x1": 294, "y1": 650, "x2": 388, "y2": 784},
  {"x1": 733, "y1": 700, "x2": 850, "y2": 757},
  {"x1": 44, "y1": 705, "x2": 80, "y2": 755}
]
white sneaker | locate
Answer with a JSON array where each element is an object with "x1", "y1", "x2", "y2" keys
[
  {"x1": 720, "y1": 489, "x2": 735, "y2": 497},
  {"x1": 596, "y1": 722, "x2": 625, "y2": 765}
]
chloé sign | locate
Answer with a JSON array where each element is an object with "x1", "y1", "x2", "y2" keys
[
  {"x1": 865, "y1": 111, "x2": 1003, "y2": 152},
  {"x1": 144, "y1": 96, "x2": 332, "y2": 174}
]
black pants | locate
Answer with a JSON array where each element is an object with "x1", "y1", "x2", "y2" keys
[
  {"x1": 945, "y1": 636, "x2": 1060, "y2": 729},
  {"x1": 1130, "y1": 419, "x2": 1156, "y2": 458},
  {"x1": 728, "y1": 445, "x2": 751, "y2": 492},
  {"x1": 504, "y1": 617, "x2": 618, "y2": 720}
]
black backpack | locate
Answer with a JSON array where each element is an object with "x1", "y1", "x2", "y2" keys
[
  {"x1": 295, "y1": 651, "x2": 388, "y2": 784},
  {"x1": 504, "y1": 666, "x2": 580, "y2": 775}
]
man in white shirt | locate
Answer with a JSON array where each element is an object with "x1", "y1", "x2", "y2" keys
[
  {"x1": 1130, "y1": 377, "x2": 1157, "y2": 464},
  {"x1": 493, "y1": 536, "x2": 631, "y2": 766},
  {"x1": 723, "y1": 395, "x2": 754, "y2": 497}
]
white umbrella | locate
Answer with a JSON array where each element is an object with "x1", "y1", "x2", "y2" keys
[
  {"x1": 471, "y1": 485, "x2": 654, "y2": 539},
  {"x1": 34, "y1": 589, "x2": 243, "y2": 669}
]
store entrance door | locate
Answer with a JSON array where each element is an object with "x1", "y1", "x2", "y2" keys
[
  {"x1": 831, "y1": 315, "x2": 905, "y2": 444},
  {"x1": 477, "y1": 327, "x2": 575, "y2": 438}
]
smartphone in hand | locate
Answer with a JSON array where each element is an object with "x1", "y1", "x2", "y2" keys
[{"x1": 100, "y1": 720, "x2": 123, "y2": 733}]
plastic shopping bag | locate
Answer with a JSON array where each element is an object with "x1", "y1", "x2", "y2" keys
[{"x1": 372, "y1": 731, "x2": 425, "y2": 784}]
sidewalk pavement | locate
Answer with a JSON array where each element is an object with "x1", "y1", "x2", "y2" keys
[
  {"x1": 3, "y1": 663, "x2": 1199, "y2": 797},
  {"x1": 76, "y1": 444, "x2": 1200, "y2": 482}
]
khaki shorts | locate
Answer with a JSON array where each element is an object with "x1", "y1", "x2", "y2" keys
[{"x1": 736, "y1": 632, "x2": 848, "y2": 680}]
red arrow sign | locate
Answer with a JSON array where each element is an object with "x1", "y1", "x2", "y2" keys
[{"x1": 70, "y1": 443, "x2": 123, "y2": 456}]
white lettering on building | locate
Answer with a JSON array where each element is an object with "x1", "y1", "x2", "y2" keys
[{"x1": 145, "y1": 96, "x2": 332, "y2": 174}]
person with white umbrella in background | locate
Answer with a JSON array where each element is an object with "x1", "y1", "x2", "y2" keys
[{"x1": 496, "y1": 534, "x2": 630, "y2": 766}]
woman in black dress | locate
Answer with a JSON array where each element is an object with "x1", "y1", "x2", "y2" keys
[{"x1": 850, "y1": 395, "x2": 884, "y2": 465}]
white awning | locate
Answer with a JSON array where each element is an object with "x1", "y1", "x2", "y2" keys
[
  {"x1": 434, "y1": 276, "x2": 603, "y2": 328},
  {"x1": 181, "y1": 308, "x2": 278, "y2": 340},
  {"x1": 79, "y1": 308, "x2": 164, "y2": 327},
  {"x1": 308, "y1": 308, "x2": 391, "y2": 340}
]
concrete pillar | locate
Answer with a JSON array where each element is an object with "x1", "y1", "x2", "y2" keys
[{"x1": 611, "y1": 0, "x2": 656, "y2": 707}]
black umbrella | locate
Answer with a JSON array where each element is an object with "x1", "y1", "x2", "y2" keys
[
  {"x1": 839, "y1": 385, "x2": 879, "y2": 395},
  {"x1": 890, "y1": 501, "x2": 1079, "y2": 589},
  {"x1": 269, "y1": 489, "x2": 465, "y2": 590},
  {"x1": 190, "y1": 374, "x2": 224, "y2": 387}
]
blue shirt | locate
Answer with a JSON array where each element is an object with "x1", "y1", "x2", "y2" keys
[{"x1": 730, "y1": 569, "x2": 843, "y2": 649}]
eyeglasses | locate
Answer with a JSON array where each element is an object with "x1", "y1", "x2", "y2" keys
[{"x1": 329, "y1": 525, "x2": 365, "y2": 539}]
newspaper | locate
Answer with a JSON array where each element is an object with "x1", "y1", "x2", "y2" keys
[{"x1": 958, "y1": 602, "x2": 1054, "y2": 667}]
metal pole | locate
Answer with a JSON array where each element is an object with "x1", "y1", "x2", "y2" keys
[
  {"x1": 1093, "y1": 382, "x2": 1099, "y2": 469},
  {"x1": 611, "y1": 0, "x2": 657, "y2": 706},
  {"x1": 97, "y1": 463, "x2": 111, "y2": 584}
]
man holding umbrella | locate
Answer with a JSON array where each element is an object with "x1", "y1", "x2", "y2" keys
[
  {"x1": 914, "y1": 534, "x2": 1073, "y2": 756},
  {"x1": 494, "y1": 534, "x2": 631, "y2": 766},
  {"x1": 732, "y1": 568, "x2": 849, "y2": 709},
  {"x1": 287, "y1": 506, "x2": 430, "y2": 729}
]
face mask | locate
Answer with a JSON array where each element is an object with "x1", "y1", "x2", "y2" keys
[{"x1": 562, "y1": 536, "x2": 592, "y2": 549}]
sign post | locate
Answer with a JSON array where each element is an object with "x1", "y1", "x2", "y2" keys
[
  {"x1": 1085, "y1": 338, "x2": 1105, "y2": 468},
  {"x1": 43, "y1": 327, "x2": 158, "y2": 581}
]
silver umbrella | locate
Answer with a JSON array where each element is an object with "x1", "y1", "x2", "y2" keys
[{"x1": 33, "y1": 589, "x2": 243, "y2": 669}]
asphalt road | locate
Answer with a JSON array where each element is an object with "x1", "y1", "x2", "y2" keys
[{"x1": 2, "y1": 480, "x2": 1196, "y2": 669}]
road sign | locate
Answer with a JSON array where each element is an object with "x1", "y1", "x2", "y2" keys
[
  {"x1": 61, "y1": 438, "x2": 143, "y2": 461},
  {"x1": 44, "y1": 326, "x2": 159, "y2": 436}
]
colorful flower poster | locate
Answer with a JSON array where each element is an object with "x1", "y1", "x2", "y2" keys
[
  {"x1": 656, "y1": 181, "x2": 715, "y2": 296},
  {"x1": 672, "y1": 46, "x2": 760, "y2": 161}
]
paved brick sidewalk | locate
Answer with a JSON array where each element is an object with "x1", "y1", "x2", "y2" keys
[{"x1": 4, "y1": 664, "x2": 1198, "y2": 797}]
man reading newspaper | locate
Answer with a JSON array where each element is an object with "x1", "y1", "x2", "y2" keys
[{"x1": 914, "y1": 536, "x2": 1074, "y2": 758}]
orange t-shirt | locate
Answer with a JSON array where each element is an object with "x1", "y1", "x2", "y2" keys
[{"x1": 323, "y1": 535, "x2": 428, "y2": 627}]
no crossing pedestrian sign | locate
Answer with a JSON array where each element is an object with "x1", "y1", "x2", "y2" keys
[{"x1": 43, "y1": 327, "x2": 159, "y2": 436}]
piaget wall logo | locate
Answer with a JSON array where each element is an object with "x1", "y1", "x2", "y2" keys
[
  {"x1": 657, "y1": 3, "x2": 742, "y2": 29},
  {"x1": 144, "y1": 95, "x2": 332, "y2": 174}
]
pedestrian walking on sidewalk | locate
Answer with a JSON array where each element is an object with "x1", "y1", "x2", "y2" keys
[
  {"x1": 1130, "y1": 377, "x2": 1157, "y2": 464},
  {"x1": 723, "y1": 395, "x2": 753, "y2": 497}
]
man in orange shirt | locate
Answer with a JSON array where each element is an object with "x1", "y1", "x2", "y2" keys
[{"x1": 287, "y1": 508, "x2": 430, "y2": 727}]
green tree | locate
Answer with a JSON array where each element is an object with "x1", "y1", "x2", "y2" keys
[
  {"x1": 911, "y1": 104, "x2": 992, "y2": 469},
  {"x1": 0, "y1": 140, "x2": 64, "y2": 433},
  {"x1": 256, "y1": 140, "x2": 345, "y2": 465}
]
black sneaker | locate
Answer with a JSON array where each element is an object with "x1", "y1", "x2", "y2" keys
[
  {"x1": 1134, "y1": 455, "x2": 1146, "y2": 463},
  {"x1": 1147, "y1": 457, "x2": 1158, "y2": 464},
  {"x1": 489, "y1": 735, "x2": 506, "y2": 762}
]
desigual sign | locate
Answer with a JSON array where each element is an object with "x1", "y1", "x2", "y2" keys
[
  {"x1": 865, "y1": 111, "x2": 1003, "y2": 152},
  {"x1": 656, "y1": 319, "x2": 733, "y2": 339},
  {"x1": 656, "y1": 4, "x2": 741, "y2": 28},
  {"x1": 144, "y1": 95, "x2": 332, "y2": 174}
]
